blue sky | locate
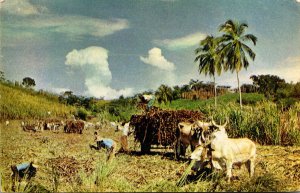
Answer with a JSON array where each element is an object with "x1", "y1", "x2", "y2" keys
[{"x1": 1, "y1": 0, "x2": 300, "y2": 99}]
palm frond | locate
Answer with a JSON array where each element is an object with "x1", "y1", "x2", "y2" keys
[
  {"x1": 241, "y1": 43, "x2": 256, "y2": 60},
  {"x1": 240, "y1": 49, "x2": 250, "y2": 69},
  {"x1": 237, "y1": 23, "x2": 248, "y2": 36},
  {"x1": 241, "y1": 34, "x2": 257, "y2": 45}
]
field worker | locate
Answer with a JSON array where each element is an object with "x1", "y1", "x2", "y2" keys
[
  {"x1": 94, "y1": 131, "x2": 117, "y2": 161},
  {"x1": 118, "y1": 122, "x2": 132, "y2": 154},
  {"x1": 11, "y1": 159, "x2": 38, "y2": 192},
  {"x1": 142, "y1": 94, "x2": 155, "y2": 111}
]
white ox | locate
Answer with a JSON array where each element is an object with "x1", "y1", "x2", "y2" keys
[
  {"x1": 110, "y1": 121, "x2": 122, "y2": 131},
  {"x1": 190, "y1": 121, "x2": 256, "y2": 182},
  {"x1": 83, "y1": 121, "x2": 95, "y2": 130}
]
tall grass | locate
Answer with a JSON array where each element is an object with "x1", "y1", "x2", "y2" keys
[
  {"x1": 0, "y1": 83, "x2": 76, "y2": 120},
  {"x1": 158, "y1": 93, "x2": 265, "y2": 110},
  {"x1": 281, "y1": 102, "x2": 300, "y2": 145},
  {"x1": 202, "y1": 101, "x2": 300, "y2": 145}
]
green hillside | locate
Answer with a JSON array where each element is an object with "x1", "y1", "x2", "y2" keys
[{"x1": 0, "y1": 83, "x2": 76, "y2": 120}]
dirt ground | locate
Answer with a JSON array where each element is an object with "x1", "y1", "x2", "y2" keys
[{"x1": 1, "y1": 120, "x2": 300, "y2": 192}]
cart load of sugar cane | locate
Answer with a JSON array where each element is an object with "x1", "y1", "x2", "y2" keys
[{"x1": 130, "y1": 108, "x2": 205, "y2": 153}]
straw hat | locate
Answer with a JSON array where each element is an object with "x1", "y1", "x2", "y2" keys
[{"x1": 31, "y1": 158, "x2": 39, "y2": 168}]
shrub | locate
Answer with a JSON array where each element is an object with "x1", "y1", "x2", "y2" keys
[
  {"x1": 76, "y1": 108, "x2": 88, "y2": 120},
  {"x1": 278, "y1": 97, "x2": 297, "y2": 110}
]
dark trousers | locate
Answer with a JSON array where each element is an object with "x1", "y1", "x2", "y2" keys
[{"x1": 11, "y1": 165, "x2": 36, "y2": 192}]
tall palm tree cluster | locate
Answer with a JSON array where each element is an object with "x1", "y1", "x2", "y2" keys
[
  {"x1": 195, "y1": 19, "x2": 257, "y2": 108},
  {"x1": 155, "y1": 84, "x2": 173, "y2": 105}
]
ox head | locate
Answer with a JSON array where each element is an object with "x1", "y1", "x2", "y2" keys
[
  {"x1": 191, "y1": 120, "x2": 214, "y2": 146},
  {"x1": 207, "y1": 118, "x2": 229, "y2": 141},
  {"x1": 190, "y1": 145, "x2": 206, "y2": 161},
  {"x1": 211, "y1": 119, "x2": 228, "y2": 131},
  {"x1": 189, "y1": 145, "x2": 210, "y2": 172}
]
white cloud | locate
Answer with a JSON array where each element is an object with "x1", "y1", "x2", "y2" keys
[
  {"x1": 153, "y1": 32, "x2": 207, "y2": 50},
  {"x1": 147, "y1": 70, "x2": 177, "y2": 91},
  {"x1": 48, "y1": 87, "x2": 71, "y2": 95},
  {"x1": 44, "y1": 16, "x2": 129, "y2": 38},
  {"x1": 5, "y1": 15, "x2": 129, "y2": 38},
  {"x1": 140, "y1": 47, "x2": 175, "y2": 71},
  {"x1": 2, "y1": 1, "x2": 129, "y2": 44},
  {"x1": 272, "y1": 56, "x2": 300, "y2": 83},
  {"x1": 1, "y1": 0, "x2": 47, "y2": 15},
  {"x1": 65, "y1": 46, "x2": 133, "y2": 99}
]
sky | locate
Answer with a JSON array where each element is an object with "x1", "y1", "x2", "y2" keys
[{"x1": 1, "y1": 0, "x2": 300, "y2": 99}]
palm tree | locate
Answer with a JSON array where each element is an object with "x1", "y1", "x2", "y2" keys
[
  {"x1": 195, "y1": 35, "x2": 222, "y2": 107},
  {"x1": 189, "y1": 79, "x2": 205, "y2": 91},
  {"x1": 219, "y1": 19, "x2": 257, "y2": 108},
  {"x1": 155, "y1": 84, "x2": 173, "y2": 105}
]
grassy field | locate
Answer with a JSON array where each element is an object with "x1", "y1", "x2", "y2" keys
[
  {"x1": 1, "y1": 120, "x2": 300, "y2": 192},
  {"x1": 1, "y1": 85, "x2": 299, "y2": 192}
]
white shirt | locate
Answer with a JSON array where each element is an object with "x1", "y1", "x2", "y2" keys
[
  {"x1": 142, "y1": 94, "x2": 154, "y2": 102},
  {"x1": 122, "y1": 122, "x2": 130, "y2": 136}
]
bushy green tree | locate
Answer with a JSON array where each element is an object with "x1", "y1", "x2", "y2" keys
[
  {"x1": 22, "y1": 77, "x2": 36, "y2": 88},
  {"x1": 291, "y1": 82, "x2": 300, "y2": 98},
  {"x1": 0, "y1": 71, "x2": 5, "y2": 82},
  {"x1": 250, "y1": 74, "x2": 286, "y2": 98},
  {"x1": 155, "y1": 84, "x2": 173, "y2": 104}
]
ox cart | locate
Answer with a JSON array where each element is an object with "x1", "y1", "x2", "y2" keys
[{"x1": 130, "y1": 108, "x2": 205, "y2": 158}]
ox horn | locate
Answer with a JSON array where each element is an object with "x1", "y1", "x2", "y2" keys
[
  {"x1": 201, "y1": 129, "x2": 206, "y2": 144},
  {"x1": 212, "y1": 119, "x2": 228, "y2": 128},
  {"x1": 211, "y1": 119, "x2": 219, "y2": 127}
]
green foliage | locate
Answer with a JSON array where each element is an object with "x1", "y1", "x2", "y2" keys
[
  {"x1": 97, "y1": 96, "x2": 139, "y2": 122},
  {"x1": 194, "y1": 36, "x2": 222, "y2": 107},
  {"x1": 159, "y1": 93, "x2": 265, "y2": 110},
  {"x1": 278, "y1": 97, "x2": 297, "y2": 110},
  {"x1": 282, "y1": 102, "x2": 300, "y2": 145},
  {"x1": 202, "y1": 101, "x2": 300, "y2": 145},
  {"x1": 237, "y1": 92, "x2": 265, "y2": 105},
  {"x1": 241, "y1": 83, "x2": 258, "y2": 93},
  {"x1": 155, "y1": 84, "x2": 173, "y2": 104},
  {"x1": 143, "y1": 179, "x2": 180, "y2": 192},
  {"x1": 250, "y1": 74, "x2": 286, "y2": 98},
  {"x1": 76, "y1": 108, "x2": 88, "y2": 120},
  {"x1": 291, "y1": 82, "x2": 300, "y2": 98},
  {"x1": 22, "y1": 77, "x2": 36, "y2": 88},
  {"x1": 172, "y1": 85, "x2": 182, "y2": 100},
  {"x1": 0, "y1": 71, "x2": 5, "y2": 82},
  {"x1": 194, "y1": 35, "x2": 222, "y2": 76},
  {"x1": 249, "y1": 75, "x2": 300, "y2": 109}
]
